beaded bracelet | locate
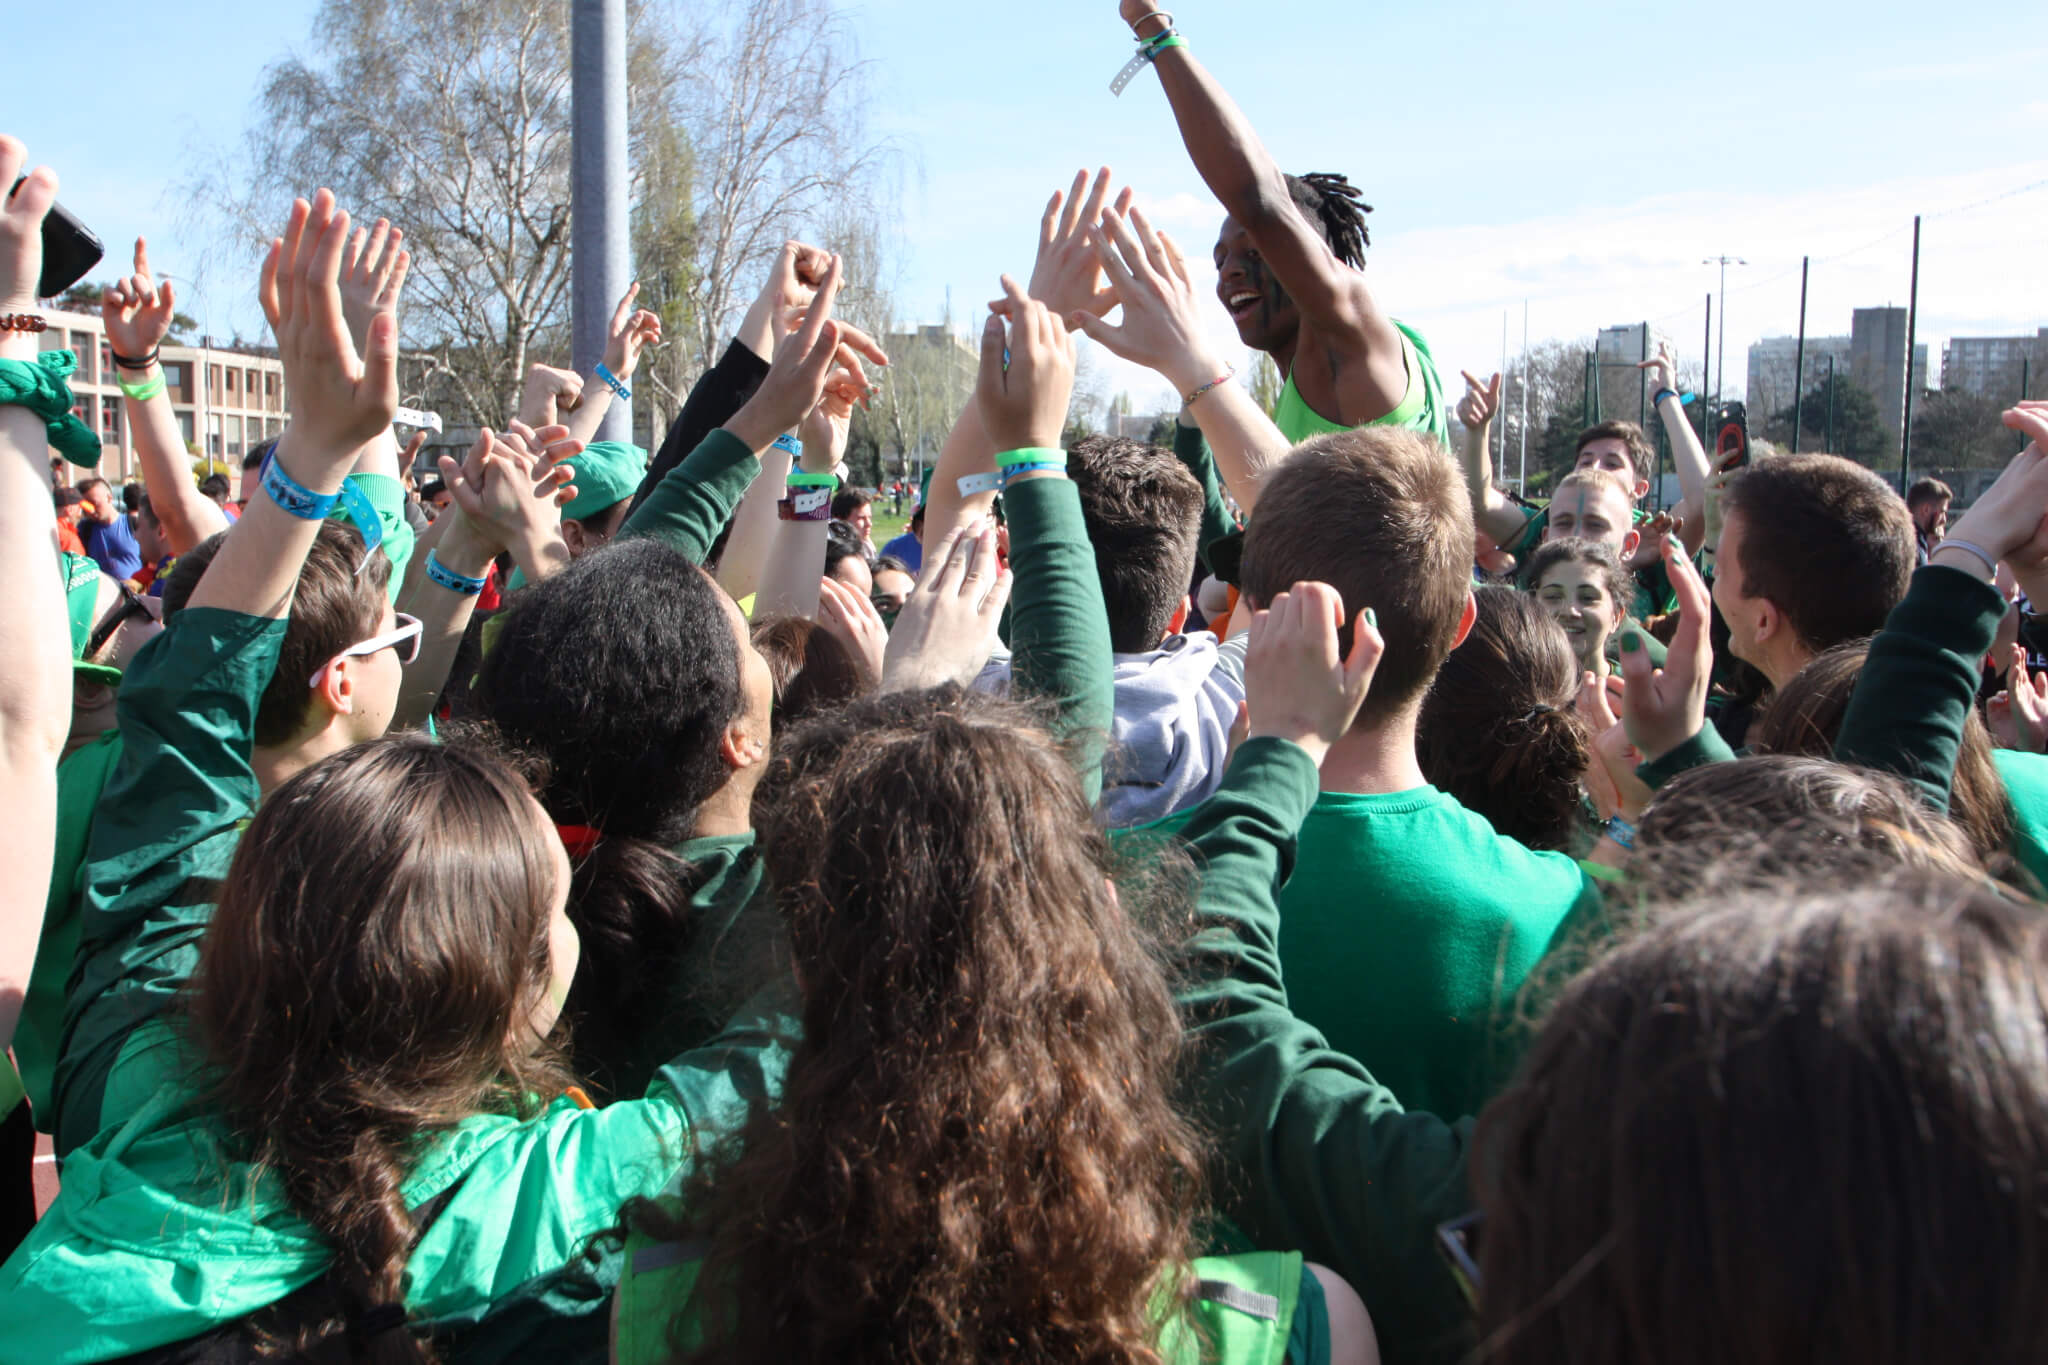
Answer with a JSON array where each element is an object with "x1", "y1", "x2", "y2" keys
[
  {"x1": 0, "y1": 313, "x2": 47, "y2": 333},
  {"x1": 1184, "y1": 363, "x2": 1237, "y2": 407},
  {"x1": 594, "y1": 361, "x2": 631, "y2": 401},
  {"x1": 425, "y1": 548, "x2": 489, "y2": 596}
]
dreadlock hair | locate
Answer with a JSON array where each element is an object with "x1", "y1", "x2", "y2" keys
[{"x1": 1285, "y1": 172, "x2": 1372, "y2": 269}]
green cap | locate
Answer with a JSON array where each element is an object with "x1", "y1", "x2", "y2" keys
[
  {"x1": 561, "y1": 441, "x2": 649, "y2": 523},
  {"x1": 62, "y1": 551, "x2": 123, "y2": 685}
]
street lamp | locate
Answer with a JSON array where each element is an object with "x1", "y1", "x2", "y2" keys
[{"x1": 1703, "y1": 256, "x2": 1747, "y2": 402}]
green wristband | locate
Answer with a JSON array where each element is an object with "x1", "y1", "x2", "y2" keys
[
  {"x1": 994, "y1": 446, "x2": 1066, "y2": 469},
  {"x1": 1151, "y1": 34, "x2": 1187, "y2": 52},
  {"x1": 118, "y1": 373, "x2": 166, "y2": 403},
  {"x1": 785, "y1": 470, "x2": 839, "y2": 488}
]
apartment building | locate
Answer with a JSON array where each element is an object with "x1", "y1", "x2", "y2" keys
[
  {"x1": 1941, "y1": 329, "x2": 2047, "y2": 398},
  {"x1": 36, "y1": 307, "x2": 288, "y2": 483}
]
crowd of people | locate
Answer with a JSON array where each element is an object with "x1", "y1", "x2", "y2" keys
[{"x1": 3, "y1": 4, "x2": 2048, "y2": 1362}]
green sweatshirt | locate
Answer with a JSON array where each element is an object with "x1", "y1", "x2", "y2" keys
[
  {"x1": 1993, "y1": 748, "x2": 2048, "y2": 890},
  {"x1": 1002, "y1": 473, "x2": 1116, "y2": 806},
  {"x1": 1835, "y1": 562, "x2": 2007, "y2": 815},
  {"x1": 1172, "y1": 418, "x2": 1240, "y2": 577},
  {"x1": 1276, "y1": 789, "x2": 1600, "y2": 1118},
  {"x1": 619, "y1": 425, "x2": 760, "y2": 563},
  {"x1": 1177, "y1": 739, "x2": 1476, "y2": 1365}
]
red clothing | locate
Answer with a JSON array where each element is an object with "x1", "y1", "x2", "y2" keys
[{"x1": 55, "y1": 518, "x2": 85, "y2": 557}]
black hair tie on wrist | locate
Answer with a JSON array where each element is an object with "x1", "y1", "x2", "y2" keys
[{"x1": 110, "y1": 347, "x2": 160, "y2": 371}]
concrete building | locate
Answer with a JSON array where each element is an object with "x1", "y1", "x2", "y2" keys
[
  {"x1": 1590, "y1": 322, "x2": 1677, "y2": 427},
  {"x1": 36, "y1": 307, "x2": 288, "y2": 484},
  {"x1": 1745, "y1": 334, "x2": 1853, "y2": 422},
  {"x1": 1941, "y1": 329, "x2": 2048, "y2": 399},
  {"x1": 1849, "y1": 307, "x2": 1928, "y2": 444}
]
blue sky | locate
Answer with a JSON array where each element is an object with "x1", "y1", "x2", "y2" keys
[{"x1": 12, "y1": 0, "x2": 2045, "y2": 411}]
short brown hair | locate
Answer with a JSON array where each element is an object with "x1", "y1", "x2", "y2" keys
[
  {"x1": 1906, "y1": 476, "x2": 1953, "y2": 511},
  {"x1": 1241, "y1": 427, "x2": 1473, "y2": 721},
  {"x1": 1722, "y1": 454, "x2": 1913, "y2": 654},
  {"x1": 161, "y1": 522, "x2": 390, "y2": 746},
  {"x1": 1575, "y1": 420, "x2": 1654, "y2": 488},
  {"x1": 1066, "y1": 435, "x2": 1204, "y2": 653}
]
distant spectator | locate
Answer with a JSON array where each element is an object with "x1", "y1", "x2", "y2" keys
[
  {"x1": 1906, "y1": 476, "x2": 1952, "y2": 565},
  {"x1": 826, "y1": 518, "x2": 873, "y2": 595},
  {"x1": 198, "y1": 472, "x2": 238, "y2": 523},
  {"x1": 832, "y1": 486, "x2": 876, "y2": 552},
  {"x1": 880, "y1": 503, "x2": 925, "y2": 573},
  {"x1": 74, "y1": 476, "x2": 142, "y2": 582},
  {"x1": 53, "y1": 487, "x2": 86, "y2": 557}
]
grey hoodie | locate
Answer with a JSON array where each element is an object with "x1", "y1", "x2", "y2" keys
[{"x1": 975, "y1": 631, "x2": 1247, "y2": 829}]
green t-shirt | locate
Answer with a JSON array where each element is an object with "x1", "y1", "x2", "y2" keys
[
  {"x1": 1993, "y1": 747, "x2": 2048, "y2": 893},
  {"x1": 1275, "y1": 786, "x2": 1601, "y2": 1118},
  {"x1": 1273, "y1": 320, "x2": 1449, "y2": 450},
  {"x1": 11, "y1": 731, "x2": 125, "y2": 1127}
]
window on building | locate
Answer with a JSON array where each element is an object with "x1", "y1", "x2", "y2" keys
[
  {"x1": 207, "y1": 412, "x2": 223, "y2": 456},
  {"x1": 245, "y1": 368, "x2": 258, "y2": 399},
  {"x1": 177, "y1": 411, "x2": 195, "y2": 444},
  {"x1": 99, "y1": 341, "x2": 114, "y2": 380},
  {"x1": 162, "y1": 361, "x2": 188, "y2": 393},
  {"x1": 226, "y1": 414, "x2": 243, "y2": 457},
  {"x1": 101, "y1": 396, "x2": 120, "y2": 437},
  {"x1": 209, "y1": 365, "x2": 222, "y2": 396}
]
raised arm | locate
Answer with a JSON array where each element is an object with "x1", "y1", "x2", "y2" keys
[
  {"x1": 1639, "y1": 344, "x2": 1709, "y2": 553},
  {"x1": 1838, "y1": 417, "x2": 2048, "y2": 812},
  {"x1": 754, "y1": 380, "x2": 859, "y2": 619},
  {"x1": 101, "y1": 237, "x2": 228, "y2": 554},
  {"x1": 560, "y1": 283, "x2": 664, "y2": 449},
  {"x1": 1117, "y1": 3, "x2": 1389, "y2": 347},
  {"x1": 1452, "y1": 369, "x2": 1534, "y2": 546},
  {"x1": 1069, "y1": 203, "x2": 1291, "y2": 511},
  {"x1": 0, "y1": 140, "x2": 74, "y2": 1048},
  {"x1": 979, "y1": 280, "x2": 1115, "y2": 802}
]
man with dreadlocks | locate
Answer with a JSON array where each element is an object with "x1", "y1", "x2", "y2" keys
[{"x1": 1115, "y1": 1, "x2": 1448, "y2": 448}]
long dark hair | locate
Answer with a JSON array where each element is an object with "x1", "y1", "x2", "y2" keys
[
  {"x1": 1418, "y1": 586, "x2": 1590, "y2": 850},
  {"x1": 1474, "y1": 870, "x2": 2048, "y2": 1364},
  {"x1": 645, "y1": 686, "x2": 1207, "y2": 1363},
  {"x1": 474, "y1": 537, "x2": 745, "y2": 1090},
  {"x1": 1750, "y1": 639, "x2": 2020, "y2": 882},
  {"x1": 750, "y1": 614, "x2": 870, "y2": 727},
  {"x1": 193, "y1": 736, "x2": 570, "y2": 1361}
]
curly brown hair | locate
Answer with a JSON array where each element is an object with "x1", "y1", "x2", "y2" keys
[{"x1": 648, "y1": 686, "x2": 1209, "y2": 1363}]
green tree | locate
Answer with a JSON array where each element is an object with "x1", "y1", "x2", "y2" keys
[
  {"x1": 1770, "y1": 372, "x2": 1889, "y2": 462},
  {"x1": 1247, "y1": 352, "x2": 1282, "y2": 419},
  {"x1": 1911, "y1": 387, "x2": 2011, "y2": 470}
]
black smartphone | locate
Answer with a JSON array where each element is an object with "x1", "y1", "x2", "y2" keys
[{"x1": 9, "y1": 176, "x2": 105, "y2": 299}]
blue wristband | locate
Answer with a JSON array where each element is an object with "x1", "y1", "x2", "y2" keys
[
  {"x1": 425, "y1": 548, "x2": 489, "y2": 596},
  {"x1": 1605, "y1": 815, "x2": 1637, "y2": 850},
  {"x1": 594, "y1": 362, "x2": 631, "y2": 401},
  {"x1": 770, "y1": 432, "x2": 803, "y2": 458},
  {"x1": 261, "y1": 450, "x2": 339, "y2": 520},
  {"x1": 1001, "y1": 462, "x2": 1067, "y2": 485}
]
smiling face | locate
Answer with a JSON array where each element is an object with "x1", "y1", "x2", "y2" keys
[
  {"x1": 1536, "y1": 560, "x2": 1625, "y2": 672},
  {"x1": 1214, "y1": 215, "x2": 1301, "y2": 356}
]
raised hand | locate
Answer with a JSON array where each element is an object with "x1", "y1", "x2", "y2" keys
[
  {"x1": 881, "y1": 517, "x2": 1013, "y2": 693},
  {"x1": 798, "y1": 383, "x2": 855, "y2": 477},
  {"x1": 518, "y1": 363, "x2": 584, "y2": 428},
  {"x1": 1637, "y1": 342, "x2": 1678, "y2": 396},
  {"x1": 727, "y1": 254, "x2": 854, "y2": 452},
  {"x1": 1065, "y1": 205, "x2": 1224, "y2": 397},
  {"x1": 817, "y1": 573, "x2": 887, "y2": 686},
  {"x1": 601, "y1": 282, "x2": 664, "y2": 380},
  {"x1": 1618, "y1": 539, "x2": 1713, "y2": 763},
  {"x1": 1577, "y1": 669, "x2": 1651, "y2": 821},
  {"x1": 980, "y1": 275, "x2": 1077, "y2": 452},
  {"x1": 0, "y1": 139, "x2": 52, "y2": 321},
  {"x1": 1029, "y1": 168, "x2": 1127, "y2": 320},
  {"x1": 1986, "y1": 644, "x2": 2048, "y2": 753},
  {"x1": 338, "y1": 218, "x2": 409, "y2": 360},
  {"x1": 1964, "y1": 403, "x2": 2048, "y2": 602},
  {"x1": 1243, "y1": 582, "x2": 1381, "y2": 768},
  {"x1": 1456, "y1": 370, "x2": 1502, "y2": 432},
  {"x1": 101, "y1": 238, "x2": 179, "y2": 359},
  {"x1": 259, "y1": 191, "x2": 402, "y2": 464},
  {"x1": 436, "y1": 423, "x2": 576, "y2": 559}
]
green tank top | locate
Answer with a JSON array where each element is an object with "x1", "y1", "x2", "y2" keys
[
  {"x1": 1272, "y1": 319, "x2": 1449, "y2": 449},
  {"x1": 612, "y1": 1238, "x2": 1317, "y2": 1365}
]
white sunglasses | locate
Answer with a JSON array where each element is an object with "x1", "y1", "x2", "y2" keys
[{"x1": 309, "y1": 612, "x2": 423, "y2": 688}]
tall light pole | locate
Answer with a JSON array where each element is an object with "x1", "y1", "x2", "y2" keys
[
  {"x1": 571, "y1": 0, "x2": 631, "y2": 444},
  {"x1": 1703, "y1": 255, "x2": 1746, "y2": 402}
]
